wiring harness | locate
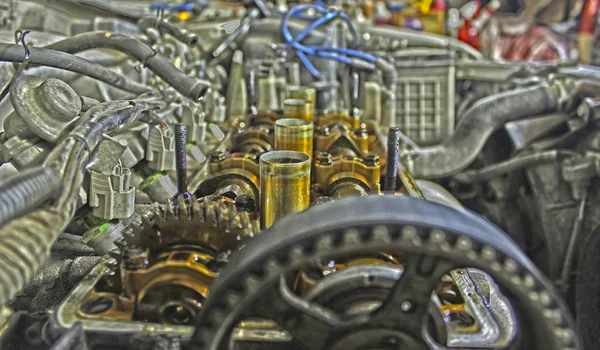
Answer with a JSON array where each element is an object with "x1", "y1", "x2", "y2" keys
[{"x1": 281, "y1": 4, "x2": 377, "y2": 78}]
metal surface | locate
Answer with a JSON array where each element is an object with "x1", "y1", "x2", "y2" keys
[
  {"x1": 274, "y1": 118, "x2": 313, "y2": 158},
  {"x1": 313, "y1": 153, "x2": 380, "y2": 199},
  {"x1": 192, "y1": 195, "x2": 579, "y2": 350},
  {"x1": 283, "y1": 98, "x2": 314, "y2": 121},
  {"x1": 260, "y1": 151, "x2": 310, "y2": 229},
  {"x1": 408, "y1": 82, "x2": 564, "y2": 178},
  {"x1": 10, "y1": 75, "x2": 82, "y2": 143},
  {"x1": 393, "y1": 50, "x2": 455, "y2": 146},
  {"x1": 0, "y1": 4, "x2": 596, "y2": 350},
  {"x1": 174, "y1": 123, "x2": 189, "y2": 197},
  {"x1": 287, "y1": 86, "x2": 316, "y2": 117}
]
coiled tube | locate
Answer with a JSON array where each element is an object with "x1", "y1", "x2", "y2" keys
[
  {"x1": 0, "y1": 208, "x2": 70, "y2": 307},
  {"x1": 0, "y1": 166, "x2": 61, "y2": 229}
]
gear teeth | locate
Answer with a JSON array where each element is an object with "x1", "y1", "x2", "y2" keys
[
  {"x1": 198, "y1": 197, "x2": 209, "y2": 223},
  {"x1": 230, "y1": 210, "x2": 242, "y2": 231},
  {"x1": 130, "y1": 195, "x2": 257, "y2": 252},
  {"x1": 174, "y1": 195, "x2": 195, "y2": 220},
  {"x1": 167, "y1": 199, "x2": 181, "y2": 220},
  {"x1": 154, "y1": 202, "x2": 169, "y2": 221},
  {"x1": 205, "y1": 199, "x2": 219, "y2": 228},
  {"x1": 191, "y1": 198, "x2": 202, "y2": 221},
  {"x1": 220, "y1": 205, "x2": 232, "y2": 232}
]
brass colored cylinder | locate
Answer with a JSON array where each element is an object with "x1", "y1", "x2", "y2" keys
[
  {"x1": 275, "y1": 118, "x2": 314, "y2": 158},
  {"x1": 288, "y1": 86, "x2": 317, "y2": 119},
  {"x1": 283, "y1": 98, "x2": 314, "y2": 121},
  {"x1": 288, "y1": 86, "x2": 316, "y2": 105},
  {"x1": 260, "y1": 151, "x2": 311, "y2": 229}
]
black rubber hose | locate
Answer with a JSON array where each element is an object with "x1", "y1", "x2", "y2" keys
[
  {"x1": 0, "y1": 44, "x2": 151, "y2": 94},
  {"x1": 0, "y1": 166, "x2": 61, "y2": 229},
  {"x1": 410, "y1": 84, "x2": 561, "y2": 178},
  {"x1": 452, "y1": 150, "x2": 579, "y2": 183},
  {"x1": 70, "y1": 100, "x2": 162, "y2": 151},
  {"x1": 138, "y1": 17, "x2": 199, "y2": 47},
  {"x1": 45, "y1": 32, "x2": 211, "y2": 100}
]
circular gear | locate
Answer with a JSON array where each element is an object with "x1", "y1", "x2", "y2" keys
[
  {"x1": 128, "y1": 195, "x2": 258, "y2": 253},
  {"x1": 191, "y1": 195, "x2": 579, "y2": 350}
]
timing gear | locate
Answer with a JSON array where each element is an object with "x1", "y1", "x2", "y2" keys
[
  {"x1": 128, "y1": 195, "x2": 258, "y2": 253},
  {"x1": 192, "y1": 196, "x2": 579, "y2": 350}
]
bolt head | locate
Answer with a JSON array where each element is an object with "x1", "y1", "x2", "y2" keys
[
  {"x1": 353, "y1": 128, "x2": 368, "y2": 138},
  {"x1": 316, "y1": 126, "x2": 330, "y2": 136},
  {"x1": 364, "y1": 154, "x2": 380, "y2": 166},
  {"x1": 317, "y1": 152, "x2": 333, "y2": 165},
  {"x1": 208, "y1": 151, "x2": 226, "y2": 163},
  {"x1": 235, "y1": 194, "x2": 256, "y2": 212},
  {"x1": 400, "y1": 301, "x2": 412, "y2": 312}
]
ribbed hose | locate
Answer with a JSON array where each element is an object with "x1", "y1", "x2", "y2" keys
[
  {"x1": 45, "y1": 32, "x2": 211, "y2": 100},
  {"x1": 0, "y1": 44, "x2": 151, "y2": 94},
  {"x1": 410, "y1": 84, "x2": 561, "y2": 178},
  {"x1": 0, "y1": 209, "x2": 70, "y2": 307},
  {"x1": 0, "y1": 166, "x2": 62, "y2": 229}
]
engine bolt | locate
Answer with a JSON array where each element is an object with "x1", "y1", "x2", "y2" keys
[
  {"x1": 384, "y1": 127, "x2": 400, "y2": 193},
  {"x1": 316, "y1": 152, "x2": 333, "y2": 165},
  {"x1": 315, "y1": 126, "x2": 330, "y2": 136},
  {"x1": 208, "y1": 151, "x2": 226, "y2": 163},
  {"x1": 174, "y1": 123, "x2": 190, "y2": 199},
  {"x1": 235, "y1": 194, "x2": 256, "y2": 213},
  {"x1": 353, "y1": 127, "x2": 368, "y2": 138},
  {"x1": 364, "y1": 154, "x2": 380, "y2": 167},
  {"x1": 400, "y1": 301, "x2": 412, "y2": 312}
]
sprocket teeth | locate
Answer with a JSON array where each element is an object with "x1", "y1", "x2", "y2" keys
[
  {"x1": 154, "y1": 202, "x2": 168, "y2": 221},
  {"x1": 129, "y1": 195, "x2": 257, "y2": 252},
  {"x1": 167, "y1": 199, "x2": 181, "y2": 220}
]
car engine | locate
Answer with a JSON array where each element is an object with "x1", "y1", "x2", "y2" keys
[{"x1": 0, "y1": 1, "x2": 599, "y2": 349}]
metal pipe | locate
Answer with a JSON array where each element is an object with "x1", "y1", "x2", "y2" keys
[
  {"x1": 275, "y1": 118, "x2": 314, "y2": 158},
  {"x1": 260, "y1": 151, "x2": 311, "y2": 229},
  {"x1": 0, "y1": 44, "x2": 151, "y2": 94},
  {"x1": 44, "y1": 32, "x2": 211, "y2": 100},
  {"x1": 560, "y1": 193, "x2": 587, "y2": 294}
]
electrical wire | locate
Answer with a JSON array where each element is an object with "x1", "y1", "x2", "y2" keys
[{"x1": 281, "y1": 4, "x2": 376, "y2": 78}]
